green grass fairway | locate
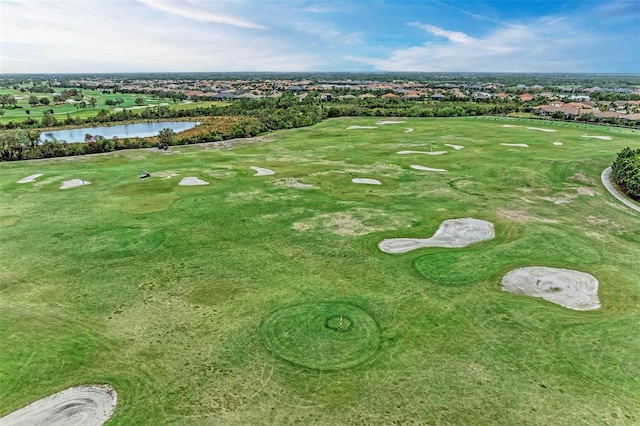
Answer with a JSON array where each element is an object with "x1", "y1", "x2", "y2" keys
[{"x1": 1, "y1": 117, "x2": 639, "y2": 425}]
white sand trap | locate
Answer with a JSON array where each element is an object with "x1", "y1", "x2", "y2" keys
[
  {"x1": 444, "y1": 144, "x2": 464, "y2": 150},
  {"x1": 352, "y1": 178, "x2": 382, "y2": 185},
  {"x1": 379, "y1": 218, "x2": 494, "y2": 254},
  {"x1": 250, "y1": 166, "x2": 275, "y2": 176},
  {"x1": 179, "y1": 177, "x2": 209, "y2": 186},
  {"x1": 0, "y1": 384, "x2": 117, "y2": 426},
  {"x1": 347, "y1": 125, "x2": 377, "y2": 129},
  {"x1": 525, "y1": 127, "x2": 556, "y2": 132},
  {"x1": 404, "y1": 128, "x2": 414, "y2": 133},
  {"x1": 397, "y1": 150, "x2": 447, "y2": 155},
  {"x1": 60, "y1": 179, "x2": 90, "y2": 189},
  {"x1": 410, "y1": 165, "x2": 447, "y2": 172},
  {"x1": 553, "y1": 142, "x2": 563, "y2": 146},
  {"x1": 17, "y1": 174, "x2": 43, "y2": 183},
  {"x1": 376, "y1": 120, "x2": 407, "y2": 125},
  {"x1": 501, "y1": 143, "x2": 529, "y2": 147},
  {"x1": 501, "y1": 266, "x2": 600, "y2": 310},
  {"x1": 582, "y1": 135, "x2": 612, "y2": 140},
  {"x1": 501, "y1": 124, "x2": 520, "y2": 128}
]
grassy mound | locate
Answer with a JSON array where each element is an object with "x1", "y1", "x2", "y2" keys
[{"x1": 261, "y1": 302, "x2": 380, "y2": 370}]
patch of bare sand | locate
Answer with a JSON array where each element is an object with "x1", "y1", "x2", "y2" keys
[
  {"x1": 525, "y1": 127, "x2": 556, "y2": 132},
  {"x1": 179, "y1": 177, "x2": 209, "y2": 186},
  {"x1": 397, "y1": 150, "x2": 447, "y2": 155},
  {"x1": 404, "y1": 128, "x2": 414, "y2": 133},
  {"x1": 376, "y1": 120, "x2": 407, "y2": 125},
  {"x1": 250, "y1": 166, "x2": 275, "y2": 176},
  {"x1": 275, "y1": 177, "x2": 318, "y2": 189},
  {"x1": 156, "y1": 171, "x2": 178, "y2": 179},
  {"x1": 17, "y1": 174, "x2": 43, "y2": 183},
  {"x1": 410, "y1": 165, "x2": 447, "y2": 172},
  {"x1": 379, "y1": 218, "x2": 494, "y2": 254},
  {"x1": 582, "y1": 135, "x2": 612, "y2": 140},
  {"x1": 444, "y1": 143, "x2": 464, "y2": 150},
  {"x1": 347, "y1": 125, "x2": 377, "y2": 129},
  {"x1": 501, "y1": 266, "x2": 600, "y2": 310},
  {"x1": 60, "y1": 179, "x2": 90, "y2": 189},
  {"x1": 501, "y1": 143, "x2": 529, "y2": 147},
  {"x1": 553, "y1": 142, "x2": 563, "y2": 146},
  {"x1": 0, "y1": 384, "x2": 117, "y2": 426},
  {"x1": 293, "y1": 208, "x2": 413, "y2": 237},
  {"x1": 352, "y1": 178, "x2": 382, "y2": 185}
]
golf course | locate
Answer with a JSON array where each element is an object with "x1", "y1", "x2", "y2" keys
[{"x1": 1, "y1": 117, "x2": 639, "y2": 425}]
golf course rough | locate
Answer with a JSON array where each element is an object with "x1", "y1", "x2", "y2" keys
[{"x1": 261, "y1": 302, "x2": 381, "y2": 370}]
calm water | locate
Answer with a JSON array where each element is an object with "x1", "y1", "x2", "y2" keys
[{"x1": 41, "y1": 121, "x2": 200, "y2": 143}]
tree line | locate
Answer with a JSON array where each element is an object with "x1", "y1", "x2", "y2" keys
[{"x1": 611, "y1": 147, "x2": 640, "y2": 200}]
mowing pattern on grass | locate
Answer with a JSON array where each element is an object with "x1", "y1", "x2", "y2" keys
[{"x1": 261, "y1": 302, "x2": 380, "y2": 370}]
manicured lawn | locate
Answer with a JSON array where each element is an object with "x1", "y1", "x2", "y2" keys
[{"x1": 1, "y1": 117, "x2": 639, "y2": 424}]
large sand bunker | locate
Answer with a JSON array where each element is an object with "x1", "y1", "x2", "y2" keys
[
  {"x1": 501, "y1": 125, "x2": 556, "y2": 132},
  {"x1": 0, "y1": 384, "x2": 117, "y2": 426},
  {"x1": 179, "y1": 177, "x2": 209, "y2": 186},
  {"x1": 501, "y1": 266, "x2": 600, "y2": 310},
  {"x1": 60, "y1": 179, "x2": 90, "y2": 189},
  {"x1": 17, "y1": 174, "x2": 43, "y2": 183},
  {"x1": 410, "y1": 165, "x2": 447, "y2": 172},
  {"x1": 397, "y1": 150, "x2": 447, "y2": 155},
  {"x1": 379, "y1": 218, "x2": 495, "y2": 254},
  {"x1": 501, "y1": 143, "x2": 529, "y2": 147},
  {"x1": 250, "y1": 166, "x2": 275, "y2": 176},
  {"x1": 352, "y1": 178, "x2": 381, "y2": 185},
  {"x1": 347, "y1": 125, "x2": 377, "y2": 129}
]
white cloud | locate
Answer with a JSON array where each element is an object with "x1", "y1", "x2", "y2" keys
[
  {"x1": 354, "y1": 19, "x2": 599, "y2": 72},
  {"x1": 410, "y1": 23, "x2": 473, "y2": 44},
  {"x1": 0, "y1": 0, "x2": 321, "y2": 72},
  {"x1": 136, "y1": 0, "x2": 268, "y2": 30}
]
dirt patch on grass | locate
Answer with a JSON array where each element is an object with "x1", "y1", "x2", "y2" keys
[
  {"x1": 497, "y1": 210, "x2": 559, "y2": 224},
  {"x1": 275, "y1": 177, "x2": 318, "y2": 189},
  {"x1": 0, "y1": 384, "x2": 117, "y2": 426},
  {"x1": 540, "y1": 187, "x2": 596, "y2": 204},
  {"x1": 379, "y1": 218, "x2": 495, "y2": 254},
  {"x1": 293, "y1": 208, "x2": 413, "y2": 237},
  {"x1": 501, "y1": 266, "x2": 600, "y2": 310}
]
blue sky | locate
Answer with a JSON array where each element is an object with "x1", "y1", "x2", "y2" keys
[{"x1": 1, "y1": 0, "x2": 639, "y2": 73}]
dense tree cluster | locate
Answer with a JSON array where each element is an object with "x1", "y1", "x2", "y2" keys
[{"x1": 611, "y1": 147, "x2": 640, "y2": 200}]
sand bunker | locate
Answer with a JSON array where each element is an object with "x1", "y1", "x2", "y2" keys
[
  {"x1": 60, "y1": 179, "x2": 90, "y2": 189},
  {"x1": 501, "y1": 143, "x2": 529, "y2": 147},
  {"x1": 250, "y1": 166, "x2": 275, "y2": 176},
  {"x1": 376, "y1": 120, "x2": 407, "y2": 125},
  {"x1": 397, "y1": 150, "x2": 447, "y2": 155},
  {"x1": 444, "y1": 144, "x2": 464, "y2": 150},
  {"x1": 347, "y1": 125, "x2": 377, "y2": 129},
  {"x1": 352, "y1": 178, "x2": 382, "y2": 185},
  {"x1": 179, "y1": 177, "x2": 209, "y2": 186},
  {"x1": 410, "y1": 165, "x2": 447, "y2": 172},
  {"x1": 404, "y1": 128, "x2": 414, "y2": 133},
  {"x1": 525, "y1": 127, "x2": 556, "y2": 132},
  {"x1": 379, "y1": 218, "x2": 494, "y2": 254},
  {"x1": 0, "y1": 384, "x2": 117, "y2": 426},
  {"x1": 17, "y1": 174, "x2": 43, "y2": 183},
  {"x1": 501, "y1": 266, "x2": 600, "y2": 310},
  {"x1": 582, "y1": 135, "x2": 612, "y2": 140},
  {"x1": 553, "y1": 142, "x2": 563, "y2": 146}
]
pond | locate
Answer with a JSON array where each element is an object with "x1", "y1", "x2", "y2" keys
[{"x1": 41, "y1": 121, "x2": 200, "y2": 143}]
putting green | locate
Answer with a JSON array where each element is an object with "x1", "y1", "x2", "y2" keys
[{"x1": 261, "y1": 302, "x2": 380, "y2": 370}]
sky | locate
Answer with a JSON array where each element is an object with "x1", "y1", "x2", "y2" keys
[{"x1": 1, "y1": 0, "x2": 639, "y2": 74}]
